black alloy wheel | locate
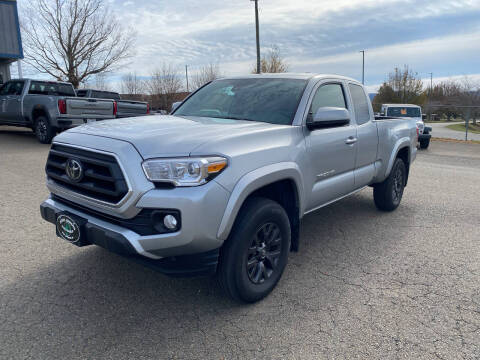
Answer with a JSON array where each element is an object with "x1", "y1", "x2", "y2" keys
[{"x1": 246, "y1": 222, "x2": 283, "y2": 284}]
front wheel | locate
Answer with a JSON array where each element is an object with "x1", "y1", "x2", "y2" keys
[
  {"x1": 34, "y1": 116, "x2": 56, "y2": 144},
  {"x1": 373, "y1": 158, "x2": 406, "y2": 211},
  {"x1": 218, "y1": 197, "x2": 291, "y2": 303}
]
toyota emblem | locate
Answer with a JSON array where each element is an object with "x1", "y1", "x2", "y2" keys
[{"x1": 65, "y1": 159, "x2": 83, "y2": 182}]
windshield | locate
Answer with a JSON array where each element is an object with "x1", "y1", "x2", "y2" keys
[
  {"x1": 387, "y1": 106, "x2": 421, "y2": 118},
  {"x1": 174, "y1": 78, "x2": 308, "y2": 125}
]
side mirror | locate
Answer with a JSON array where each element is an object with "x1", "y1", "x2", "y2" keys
[
  {"x1": 307, "y1": 107, "x2": 350, "y2": 130},
  {"x1": 171, "y1": 101, "x2": 182, "y2": 113}
]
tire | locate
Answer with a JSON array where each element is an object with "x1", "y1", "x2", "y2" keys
[
  {"x1": 419, "y1": 138, "x2": 430, "y2": 149},
  {"x1": 373, "y1": 158, "x2": 406, "y2": 212},
  {"x1": 218, "y1": 197, "x2": 291, "y2": 303},
  {"x1": 34, "y1": 116, "x2": 56, "y2": 144}
]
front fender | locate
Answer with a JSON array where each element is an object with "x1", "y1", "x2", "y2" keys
[
  {"x1": 385, "y1": 137, "x2": 411, "y2": 177},
  {"x1": 216, "y1": 162, "x2": 305, "y2": 241}
]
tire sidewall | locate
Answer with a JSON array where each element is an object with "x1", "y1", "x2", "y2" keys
[{"x1": 227, "y1": 199, "x2": 291, "y2": 302}]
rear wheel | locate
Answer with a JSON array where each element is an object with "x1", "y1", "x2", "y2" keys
[
  {"x1": 218, "y1": 197, "x2": 291, "y2": 303},
  {"x1": 34, "y1": 116, "x2": 56, "y2": 144},
  {"x1": 373, "y1": 158, "x2": 406, "y2": 211},
  {"x1": 419, "y1": 138, "x2": 430, "y2": 149}
]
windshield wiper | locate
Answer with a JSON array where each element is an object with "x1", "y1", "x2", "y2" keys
[{"x1": 216, "y1": 116, "x2": 258, "y2": 122}]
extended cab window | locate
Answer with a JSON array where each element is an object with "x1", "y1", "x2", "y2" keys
[
  {"x1": 309, "y1": 83, "x2": 347, "y2": 118},
  {"x1": 349, "y1": 84, "x2": 370, "y2": 125},
  {"x1": 174, "y1": 78, "x2": 308, "y2": 125}
]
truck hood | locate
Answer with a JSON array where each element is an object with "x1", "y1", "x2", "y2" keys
[{"x1": 63, "y1": 115, "x2": 288, "y2": 158}]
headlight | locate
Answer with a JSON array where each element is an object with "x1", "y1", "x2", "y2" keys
[{"x1": 142, "y1": 157, "x2": 228, "y2": 187}]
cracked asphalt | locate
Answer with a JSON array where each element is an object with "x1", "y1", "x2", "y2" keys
[{"x1": 1, "y1": 126, "x2": 480, "y2": 360}]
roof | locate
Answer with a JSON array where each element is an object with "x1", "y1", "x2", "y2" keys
[
  {"x1": 0, "y1": 0, "x2": 23, "y2": 61},
  {"x1": 382, "y1": 104, "x2": 421, "y2": 108},
  {"x1": 10, "y1": 78, "x2": 74, "y2": 85},
  {"x1": 222, "y1": 73, "x2": 360, "y2": 83}
]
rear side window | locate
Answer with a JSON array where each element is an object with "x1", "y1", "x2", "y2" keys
[
  {"x1": 29, "y1": 82, "x2": 75, "y2": 96},
  {"x1": 349, "y1": 84, "x2": 371, "y2": 125},
  {"x1": 309, "y1": 83, "x2": 346, "y2": 117},
  {"x1": 91, "y1": 91, "x2": 120, "y2": 100},
  {"x1": 76, "y1": 90, "x2": 88, "y2": 97}
]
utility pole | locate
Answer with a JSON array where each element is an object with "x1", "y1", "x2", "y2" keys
[
  {"x1": 17, "y1": 60, "x2": 23, "y2": 79},
  {"x1": 429, "y1": 72, "x2": 433, "y2": 94},
  {"x1": 360, "y1": 50, "x2": 365, "y2": 85},
  {"x1": 185, "y1": 65, "x2": 189, "y2": 92},
  {"x1": 251, "y1": 0, "x2": 261, "y2": 74}
]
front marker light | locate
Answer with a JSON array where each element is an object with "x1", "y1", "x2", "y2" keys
[{"x1": 142, "y1": 157, "x2": 227, "y2": 187}]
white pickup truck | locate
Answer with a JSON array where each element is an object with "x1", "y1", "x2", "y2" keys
[
  {"x1": 381, "y1": 104, "x2": 432, "y2": 149},
  {"x1": 0, "y1": 79, "x2": 117, "y2": 143}
]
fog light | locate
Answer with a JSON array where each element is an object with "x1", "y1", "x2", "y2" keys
[{"x1": 163, "y1": 215, "x2": 178, "y2": 230}]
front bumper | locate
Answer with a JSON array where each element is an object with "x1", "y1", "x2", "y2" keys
[{"x1": 40, "y1": 197, "x2": 223, "y2": 277}]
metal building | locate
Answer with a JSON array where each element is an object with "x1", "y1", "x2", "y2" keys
[{"x1": 0, "y1": 0, "x2": 23, "y2": 84}]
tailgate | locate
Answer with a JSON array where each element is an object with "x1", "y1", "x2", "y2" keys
[
  {"x1": 65, "y1": 97, "x2": 115, "y2": 118},
  {"x1": 117, "y1": 100, "x2": 148, "y2": 116}
]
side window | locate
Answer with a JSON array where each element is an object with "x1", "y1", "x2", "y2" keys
[
  {"x1": 349, "y1": 84, "x2": 371, "y2": 125},
  {"x1": 0, "y1": 82, "x2": 10, "y2": 95},
  {"x1": 309, "y1": 83, "x2": 347, "y2": 117},
  {"x1": 6, "y1": 81, "x2": 24, "y2": 95}
]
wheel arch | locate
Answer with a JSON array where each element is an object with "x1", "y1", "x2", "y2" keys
[
  {"x1": 217, "y1": 162, "x2": 304, "y2": 251},
  {"x1": 385, "y1": 139, "x2": 411, "y2": 186},
  {"x1": 31, "y1": 105, "x2": 52, "y2": 125}
]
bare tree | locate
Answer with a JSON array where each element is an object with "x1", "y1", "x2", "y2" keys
[
  {"x1": 93, "y1": 73, "x2": 111, "y2": 91},
  {"x1": 146, "y1": 64, "x2": 183, "y2": 111},
  {"x1": 191, "y1": 64, "x2": 222, "y2": 90},
  {"x1": 251, "y1": 45, "x2": 289, "y2": 74},
  {"x1": 121, "y1": 72, "x2": 144, "y2": 95},
  {"x1": 21, "y1": 0, "x2": 135, "y2": 88},
  {"x1": 373, "y1": 66, "x2": 424, "y2": 109}
]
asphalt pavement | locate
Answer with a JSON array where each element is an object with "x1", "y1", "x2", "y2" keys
[{"x1": 1, "y1": 126, "x2": 480, "y2": 359}]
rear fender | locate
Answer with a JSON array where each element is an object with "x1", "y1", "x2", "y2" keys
[{"x1": 385, "y1": 137, "x2": 411, "y2": 178}]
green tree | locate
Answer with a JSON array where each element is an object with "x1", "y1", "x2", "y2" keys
[{"x1": 373, "y1": 66, "x2": 424, "y2": 111}]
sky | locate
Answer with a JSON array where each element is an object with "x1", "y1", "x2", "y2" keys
[{"x1": 14, "y1": 0, "x2": 480, "y2": 92}]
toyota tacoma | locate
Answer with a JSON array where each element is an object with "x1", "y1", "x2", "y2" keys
[{"x1": 40, "y1": 74, "x2": 418, "y2": 302}]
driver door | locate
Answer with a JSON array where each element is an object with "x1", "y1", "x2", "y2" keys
[{"x1": 304, "y1": 81, "x2": 357, "y2": 211}]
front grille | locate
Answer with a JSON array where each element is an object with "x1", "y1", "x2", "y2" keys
[{"x1": 46, "y1": 144, "x2": 129, "y2": 204}]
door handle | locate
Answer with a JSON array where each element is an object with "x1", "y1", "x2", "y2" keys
[{"x1": 345, "y1": 137, "x2": 358, "y2": 145}]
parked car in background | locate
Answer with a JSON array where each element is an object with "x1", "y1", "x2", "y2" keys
[
  {"x1": 76, "y1": 89, "x2": 149, "y2": 118},
  {"x1": 380, "y1": 104, "x2": 431, "y2": 149},
  {"x1": 0, "y1": 79, "x2": 117, "y2": 143}
]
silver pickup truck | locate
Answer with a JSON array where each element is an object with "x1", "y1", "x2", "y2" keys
[
  {"x1": 0, "y1": 79, "x2": 116, "y2": 143},
  {"x1": 76, "y1": 89, "x2": 150, "y2": 118},
  {"x1": 40, "y1": 74, "x2": 417, "y2": 302}
]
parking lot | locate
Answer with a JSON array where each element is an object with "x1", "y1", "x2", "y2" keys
[{"x1": 1, "y1": 126, "x2": 479, "y2": 359}]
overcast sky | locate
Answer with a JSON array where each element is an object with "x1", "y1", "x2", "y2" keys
[{"x1": 16, "y1": 0, "x2": 480, "y2": 92}]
